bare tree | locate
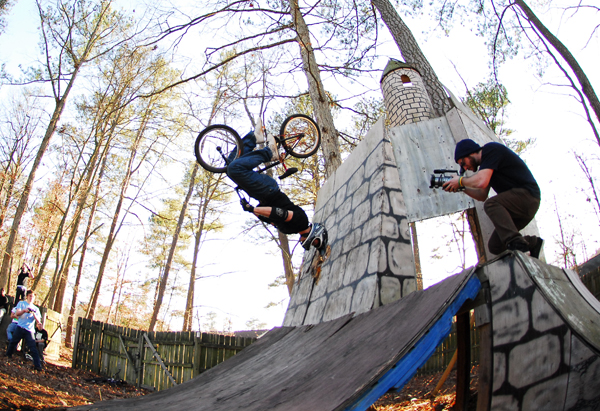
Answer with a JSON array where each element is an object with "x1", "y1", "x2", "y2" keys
[{"x1": 0, "y1": 0, "x2": 132, "y2": 289}]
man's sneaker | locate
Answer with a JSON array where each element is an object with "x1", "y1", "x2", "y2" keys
[
  {"x1": 255, "y1": 118, "x2": 265, "y2": 144},
  {"x1": 301, "y1": 223, "x2": 327, "y2": 250},
  {"x1": 529, "y1": 237, "x2": 544, "y2": 259},
  {"x1": 25, "y1": 353, "x2": 33, "y2": 361},
  {"x1": 266, "y1": 132, "x2": 279, "y2": 161},
  {"x1": 507, "y1": 237, "x2": 529, "y2": 253}
]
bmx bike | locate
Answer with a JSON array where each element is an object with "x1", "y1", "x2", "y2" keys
[{"x1": 193, "y1": 114, "x2": 321, "y2": 179}]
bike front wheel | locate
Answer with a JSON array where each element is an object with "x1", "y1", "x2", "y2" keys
[
  {"x1": 279, "y1": 114, "x2": 321, "y2": 158},
  {"x1": 194, "y1": 125, "x2": 242, "y2": 173}
]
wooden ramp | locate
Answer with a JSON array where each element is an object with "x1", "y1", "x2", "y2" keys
[
  {"x1": 475, "y1": 252, "x2": 600, "y2": 410},
  {"x1": 73, "y1": 268, "x2": 481, "y2": 411}
]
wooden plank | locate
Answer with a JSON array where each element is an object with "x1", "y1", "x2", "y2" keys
[
  {"x1": 517, "y1": 254, "x2": 600, "y2": 350},
  {"x1": 388, "y1": 118, "x2": 476, "y2": 222},
  {"x1": 564, "y1": 268, "x2": 600, "y2": 315},
  {"x1": 137, "y1": 332, "x2": 144, "y2": 389},
  {"x1": 454, "y1": 311, "x2": 471, "y2": 410},
  {"x1": 476, "y1": 323, "x2": 492, "y2": 411},
  {"x1": 193, "y1": 332, "x2": 201, "y2": 377},
  {"x1": 143, "y1": 333, "x2": 177, "y2": 387},
  {"x1": 91, "y1": 322, "x2": 103, "y2": 374},
  {"x1": 118, "y1": 334, "x2": 137, "y2": 378},
  {"x1": 72, "y1": 317, "x2": 81, "y2": 369}
]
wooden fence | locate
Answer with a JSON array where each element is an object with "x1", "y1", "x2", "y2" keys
[
  {"x1": 40, "y1": 307, "x2": 62, "y2": 361},
  {"x1": 72, "y1": 318, "x2": 256, "y2": 391}
]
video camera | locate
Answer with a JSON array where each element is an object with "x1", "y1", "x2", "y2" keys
[{"x1": 429, "y1": 169, "x2": 461, "y2": 189}]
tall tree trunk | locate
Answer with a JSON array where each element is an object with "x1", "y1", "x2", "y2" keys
[
  {"x1": 0, "y1": 0, "x2": 112, "y2": 289},
  {"x1": 371, "y1": 0, "x2": 453, "y2": 116},
  {"x1": 86, "y1": 115, "x2": 148, "y2": 320},
  {"x1": 289, "y1": 0, "x2": 341, "y2": 178},
  {"x1": 51, "y1": 137, "x2": 112, "y2": 313},
  {"x1": 149, "y1": 163, "x2": 199, "y2": 331},
  {"x1": 0, "y1": 173, "x2": 17, "y2": 231},
  {"x1": 183, "y1": 165, "x2": 204, "y2": 332},
  {"x1": 64, "y1": 150, "x2": 106, "y2": 347},
  {"x1": 182, "y1": 246, "x2": 197, "y2": 332},
  {"x1": 278, "y1": 232, "x2": 295, "y2": 296},
  {"x1": 0, "y1": 97, "x2": 69, "y2": 289}
]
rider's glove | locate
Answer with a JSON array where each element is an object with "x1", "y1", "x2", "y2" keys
[{"x1": 240, "y1": 198, "x2": 254, "y2": 213}]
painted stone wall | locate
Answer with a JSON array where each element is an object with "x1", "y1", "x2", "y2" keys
[
  {"x1": 480, "y1": 254, "x2": 600, "y2": 409},
  {"x1": 283, "y1": 118, "x2": 417, "y2": 327}
]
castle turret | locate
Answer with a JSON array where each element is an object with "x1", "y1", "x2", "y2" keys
[{"x1": 380, "y1": 59, "x2": 435, "y2": 127}]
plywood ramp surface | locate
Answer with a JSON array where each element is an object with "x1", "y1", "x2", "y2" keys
[{"x1": 73, "y1": 269, "x2": 480, "y2": 411}]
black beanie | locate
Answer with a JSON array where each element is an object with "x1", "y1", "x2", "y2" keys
[{"x1": 454, "y1": 139, "x2": 481, "y2": 162}]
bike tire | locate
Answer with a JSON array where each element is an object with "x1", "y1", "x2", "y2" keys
[
  {"x1": 279, "y1": 114, "x2": 321, "y2": 158},
  {"x1": 194, "y1": 125, "x2": 242, "y2": 173}
]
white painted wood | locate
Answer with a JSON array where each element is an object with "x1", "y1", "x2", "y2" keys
[
  {"x1": 564, "y1": 268, "x2": 600, "y2": 315},
  {"x1": 388, "y1": 117, "x2": 475, "y2": 222}
]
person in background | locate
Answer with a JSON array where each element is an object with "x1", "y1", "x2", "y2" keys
[
  {"x1": 6, "y1": 308, "x2": 18, "y2": 343},
  {"x1": 0, "y1": 288, "x2": 9, "y2": 322},
  {"x1": 5, "y1": 290, "x2": 44, "y2": 371},
  {"x1": 15, "y1": 264, "x2": 34, "y2": 303},
  {"x1": 33, "y1": 322, "x2": 49, "y2": 364}
]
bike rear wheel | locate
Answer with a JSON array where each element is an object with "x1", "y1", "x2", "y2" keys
[
  {"x1": 194, "y1": 125, "x2": 242, "y2": 173},
  {"x1": 279, "y1": 114, "x2": 321, "y2": 158}
]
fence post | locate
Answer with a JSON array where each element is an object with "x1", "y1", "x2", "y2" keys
[
  {"x1": 137, "y1": 331, "x2": 144, "y2": 389},
  {"x1": 91, "y1": 322, "x2": 102, "y2": 374},
  {"x1": 72, "y1": 317, "x2": 81, "y2": 369},
  {"x1": 455, "y1": 311, "x2": 471, "y2": 410},
  {"x1": 193, "y1": 332, "x2": 200, "y2": 377}
]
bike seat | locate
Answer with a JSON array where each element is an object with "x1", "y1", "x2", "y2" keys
[{"x1": 279, "y1": 167, "x2": 298, "y2": 180}]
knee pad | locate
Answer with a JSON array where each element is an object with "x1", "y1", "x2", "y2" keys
[{"x1": 269, "y1": 207, "x2": 289, "y2": 223}]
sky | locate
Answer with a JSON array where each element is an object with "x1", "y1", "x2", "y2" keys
[{"x1": 0, "y1": 0, "x2": 599, "y2": 331}]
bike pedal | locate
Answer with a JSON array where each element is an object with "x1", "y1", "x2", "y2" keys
[{"x1": 279, "y1": 167, "x2": 298, "y2": 179}]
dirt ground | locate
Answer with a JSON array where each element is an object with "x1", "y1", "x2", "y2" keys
[
  {"x1": 1, "y1": 345, "x2": 476, "y2": 410},
  {"x1": 0, "y1": 347, "x2": 147, "y2": 410},
  {"x1": 371, "y1": 366, "x2": 479, "y2": 411}
]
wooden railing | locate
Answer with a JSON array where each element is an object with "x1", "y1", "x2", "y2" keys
[{"x1": 72, "y1": 318, "x2": 255, "y2": 391}]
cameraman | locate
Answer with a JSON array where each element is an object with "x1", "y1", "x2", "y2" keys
[
  {"x1": 5, "y1": 290, "x2": 44, "y2": 371},
  {"x1": 443, "y1": 139, "x2": 543, "y2": 258}
]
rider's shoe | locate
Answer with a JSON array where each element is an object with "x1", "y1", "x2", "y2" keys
[
  {"x1": 529, "y1": 236, "x2": 544, "y2": 259},
  {"x1": 255, "y1": 118, "x2": 265, "y2": 144},
  {"x1": 266, "y1": 132, "x2": 279, "y2": 161},
  {"x1": 507, "y1": 237, "x2": 529, "y2": 253},
  {"x1": 301, "y1": 223, "x2": 327, "y2": 250}
]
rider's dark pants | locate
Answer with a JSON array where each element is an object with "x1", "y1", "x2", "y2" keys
[
  {"x1": 6, "y1": 326, "x2": 42, "y2": 369},
  {"x1": 227, "y1": 148, "x2": 279, "y2": 202},
  {"x1": 484, "y1": 188, "x2": 540, "y2": 255}
]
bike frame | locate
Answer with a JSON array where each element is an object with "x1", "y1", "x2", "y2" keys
[{"x1": 218, "y1": 131, "x2": 299, "y2": 179}]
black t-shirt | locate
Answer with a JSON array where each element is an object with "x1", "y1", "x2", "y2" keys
[
  {"x1": 480, "y1": 142, "x2": 540, "y2": 199},
  {"x1": 258, "y1": 191, "x2": 310, "y2": 234},
  {"x1": 17, "y1": 270, "x2": 31, "y2": 287},
  {"x1": 35, "y1": 328, "x2": 49, "y2": 347},
  {"x1": 0, "y1": 294, "x2": 8, "y2": 309}
]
